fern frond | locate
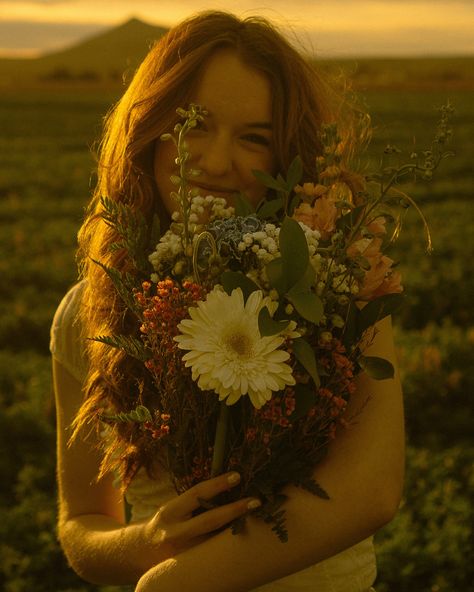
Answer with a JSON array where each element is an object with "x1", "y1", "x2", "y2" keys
[
  {"x1": 100, "y1": 196, "x2": 154, "y2": 274},
  {"x1": 91, "y1": 258, "x2": 142, "y2": 316},
  {"x1": 89, "y1": 334, "x2": 151, "y2": 362},
  {"x1": 297, "y1": 477, "x2": 330, "y2": 500},
  {"x1": 99, "y1": 405, "x2": 153, "y2": 424}
]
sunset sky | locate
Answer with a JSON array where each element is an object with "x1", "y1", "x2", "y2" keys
[{"x1": 1, "y1": 0, "x2": 473, "y2": 58}]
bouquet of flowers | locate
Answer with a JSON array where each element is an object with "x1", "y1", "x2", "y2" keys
[{"x1": 94, "y1": 103, "x2": 453, "y2": 540}]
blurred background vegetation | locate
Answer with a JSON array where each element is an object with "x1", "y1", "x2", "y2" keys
[{"x1": 0, "y1": 18, "x2": 472, "y2": 592}]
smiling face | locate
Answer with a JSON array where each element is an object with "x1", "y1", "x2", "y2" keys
[{"x1": 154, "y1": 49, "x2": 275, "y2": 215}]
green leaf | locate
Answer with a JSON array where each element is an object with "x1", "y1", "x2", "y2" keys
[
  {"x1": 265, "y1": 257, "x2": 287, "y2": 295},
  {"x1": 252, "y1": 169, "x2": 285, "y2": 191},
  {"x1": 256, "y1": 196, "x2": 285, "y2": 219},
  {"x1": 292, "y1": 338, "x2": 320, "y2": 387},
  {"x1": 287, "y1": 291, "x2": 324, "y2": 324},
  {"x1": 358, "y1": 293, "x2": 405, "y2": 335},
  {"x1": 258, "y1": 307, "x2": 290, "y2": 337},
  {"x1": 234, "y1": 192, "x2": 255, "y2": 216},
  {"x1": 334, "y1": 200, "x2": 354, "y2": 210},
  {"x1": 290, "y1": 383, "x2": 316, "y2": 421},
  {"x1": 288, "y1": 193, "x2": 301, "y2": 217},
  {"x1": 287, "y1": 263, "x2": 315, "y2": 295},
  {"x1": 220, "y1": 271, "x2": 260, "y2": 301},
  {"x1": 343, "y1": 302, "x2": 359, "y2": 351},
  {"x1": 148, "y1": 213, "x2": 162, "y2": 249},
  {"x1": 358, "y1": 355, "x2": 395, "y2": 380},
  {"x1": 279, "y1": 217, "x2": 309, "y2": 289},
  {"x1": 336, "y1": 204, "x2": 366, "y2": 233},
  {"x1": 286, "y1": 155, "x2": 303, "y2": 190}
]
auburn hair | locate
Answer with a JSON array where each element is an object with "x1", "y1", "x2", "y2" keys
[{"x1": 74, "y1": 10, "x2": 368, "y2": 486}]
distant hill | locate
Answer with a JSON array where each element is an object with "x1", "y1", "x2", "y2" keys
[
  {"x1": 0, "y1": 18, "x2": 168, "y2": 86},
  {"x1": 0, "y1": 17, "x2": 472, "y2": 90}
]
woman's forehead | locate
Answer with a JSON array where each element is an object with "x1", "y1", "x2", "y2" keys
[{"x1": 191, "y1": 49, "x2": 272, "y2": 123}]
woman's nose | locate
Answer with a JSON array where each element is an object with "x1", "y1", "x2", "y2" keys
[{"x1": 196, "y1": 133, "x2": 233, "y2": 177}]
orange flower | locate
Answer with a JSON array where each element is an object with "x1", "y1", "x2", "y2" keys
[
  {"x1": 348, "y1": 236, "x2": 403, "y2": 300},
  {"x1": 294, "y1": 182, "x2": 327, "y2": 197},
  {"x1": 293, "y1": 193, "x2": 338, "y2": 240},
  {"x1": 293, "y1": 181, "x2": 354, "y2": 240}
]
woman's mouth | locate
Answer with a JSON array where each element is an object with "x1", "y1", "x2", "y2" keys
[{"x1": 191, "y1": 182, "x2": 238, "y2": 196}]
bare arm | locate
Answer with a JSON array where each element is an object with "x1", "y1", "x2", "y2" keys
[
  {"x1": 53, "y1": 359, "x2": 260, "y2": 585},
  {"x1": 136, "y1": 315, "x2": 405, "y2": 592}
]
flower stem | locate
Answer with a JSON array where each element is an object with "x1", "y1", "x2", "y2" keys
[{"x1": 211, "y1": 402, "x2": 230, "y2": 477}]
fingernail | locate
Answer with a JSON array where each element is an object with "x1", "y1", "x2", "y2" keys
[
  {"x1": 247, "y1": 499, "x2": 262, "y2": 510},
  {"x1": 227, "y1": 472, "x2": 241, "y2": 485}
]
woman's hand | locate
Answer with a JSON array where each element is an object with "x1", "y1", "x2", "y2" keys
[{"x1": 140, "y1": 471, "x2": 261, "y2": 563}]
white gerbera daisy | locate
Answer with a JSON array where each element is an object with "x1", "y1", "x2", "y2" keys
[{"x1": 174, "y1": 288, "x2": 295, "y2": 409}]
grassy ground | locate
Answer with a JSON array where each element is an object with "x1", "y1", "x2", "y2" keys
[{"x1": 0, "y1": 80, "x2": 472, "y2": 590}]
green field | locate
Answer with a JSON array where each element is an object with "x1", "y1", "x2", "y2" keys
[{"x1": 0, "y1": 79, "x2": 473, "y2": 591}]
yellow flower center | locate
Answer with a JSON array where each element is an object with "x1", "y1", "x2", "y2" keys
[{"x1": 224, "y1": 330, "x2": 253, "y2": 358}]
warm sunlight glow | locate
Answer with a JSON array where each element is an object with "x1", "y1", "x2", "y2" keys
[{"x1": 1, "y1": 0, "x2": 473, "y2": 57}]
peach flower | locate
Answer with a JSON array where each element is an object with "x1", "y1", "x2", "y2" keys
[
  {"x1": 293, "y1": 181, "x2": 352, "y2": 240},
  {"x1": 294, "y1": 183, "x2": 327, "y2": 198},
  {"x1": 348, "y1": 236, "x2": 403, "y2": 301},
  {"x1": 293, "y1": 196, "x2": 338, "y2": 240},
  {"x1": 366, "y1": 216, "x2": 387, "y2": 236}
]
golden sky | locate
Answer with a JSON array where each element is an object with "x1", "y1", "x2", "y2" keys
[{"x1": 1, "y1": 0, "x2": 473, "y2": 57}]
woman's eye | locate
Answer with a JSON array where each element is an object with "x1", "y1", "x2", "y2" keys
[{"x1": 242, "y1": 133, "x2": 271, "y2": 147}]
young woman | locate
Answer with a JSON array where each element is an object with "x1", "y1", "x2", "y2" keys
[{"x1": 50, "y1": 11, "x2": 404, "y2": 592}]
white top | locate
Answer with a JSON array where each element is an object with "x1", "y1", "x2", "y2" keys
[{"x1": 50, "y1": 282, "x2": 377, "y2": 591}]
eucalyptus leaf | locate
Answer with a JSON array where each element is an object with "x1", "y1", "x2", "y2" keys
[
  {"x1": 279, "y1": 217, "x2": 309, "y2": 288},
  {"x1": 258, "y1": 307, "x2": 290, "y2": 337},
  {"x1": 265, "y1": 257, "x2": 287, "y2": 295},
  {"x1": 220, "y1": 271, "x2": 260, "y2": 301},
  {"x1": 287, "y1": 291, "x2": 324, "y2": 324},
  {"x1": 358, "y1": 355, "x2": 395, "y2": 380},
  {"x1": 287, "y1": 263, "x2": 315, "y2": 295},
  {"x1": 292, "y1": 338, "x2": 320, "y2": 387}
]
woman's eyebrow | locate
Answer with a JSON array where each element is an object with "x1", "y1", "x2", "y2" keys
[
  {"x1": 204, "y1": 110, "x2": 272, "y2": 130},
  {"x1": 246, "y1": 122, "x2": 272, "y2": 130}
]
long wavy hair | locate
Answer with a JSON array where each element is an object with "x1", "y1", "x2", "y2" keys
[{"x1": 74, "y1": 10, "x2": 368, "y2": 487}]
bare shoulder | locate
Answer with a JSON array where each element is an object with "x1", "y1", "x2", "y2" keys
[{"x1": 52, "y1": 358, "x2": 124, "y2": 524}]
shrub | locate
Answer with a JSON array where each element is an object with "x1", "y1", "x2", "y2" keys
[
  {"x1": 375, "y1": 445, "x2": 474, "y2": 592},
  {"x1": 395, "y1": 323, "x2": 474, "y2": 449}
]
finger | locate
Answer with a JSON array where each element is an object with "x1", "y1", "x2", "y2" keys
[
  {"x1": 184, "y1": 497, "x2": 262, "y2": 539},
  {"x1": 161, "y1": 472, "x2": 241, "y2": 521}
]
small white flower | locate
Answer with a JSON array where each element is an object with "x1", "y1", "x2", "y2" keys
[{"x1": 175, "y1": 288, "x2": 295, "y2": 409}]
